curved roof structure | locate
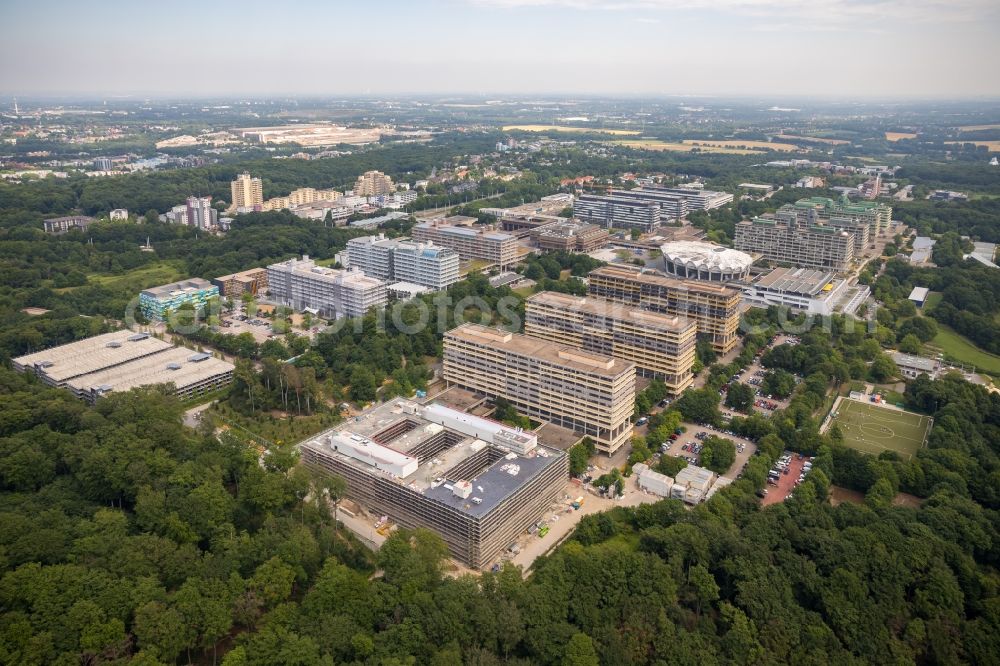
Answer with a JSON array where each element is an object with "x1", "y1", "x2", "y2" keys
[{"x1": 660, "y1": 241, "x2": 753, "y2": 273}]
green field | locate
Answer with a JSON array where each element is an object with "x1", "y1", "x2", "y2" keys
[
  {"x1": 86, "y1": 260, "x2": 187, "y2": 291},
  {"x1": 923, "y1": 291, "x2": 942, "y2": 310},
  {"x1": 929, "y1": 324, "x2": 1000, "y2": 378},
  {"x1": 830, "y1": 399, "x2": 931, "y2": 460}
]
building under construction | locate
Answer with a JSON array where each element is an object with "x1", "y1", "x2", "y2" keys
[{"x1": 299, "y1": 399, "x2": 567, "y2": 568}]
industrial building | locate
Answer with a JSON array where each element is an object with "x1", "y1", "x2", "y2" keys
[
  {"x1": 412, "y1": 220, "x2": 517, "y2": 269},
  {"x1": 139, "y1": 278, "x2": 219, "y2": 322},
  {"x1": 12, "y1": 330, "x2": 233, "y2": 403},
  {"x1": 587, "y1": 265, "x2": 742, "y2": 355},
  {"x1": 660, "y1": 241, "x2": 754, "y2": 283},
  {"x1": 299, "y1": 399, "x2": 567, "y2": 568},
  {"x1": 43, "y1": 215, "x2": 96, "y2": 234},
  {"x1": 443, "y1": 324, "x2": 636, "y2": 454},
  {"x1": 346, "y1": 235, "x2": 460, "y2": 290},
  {"x1": 740, "y1": 267, "x2": 870, "y2": 316},
  {"x1": 212, "y1": 267, "x2": 269, "y2": 299},
  {"x1": 529, "y1": 220, "x2": 609, "y2": 253},
  {"x1": 524, "y1": 291, "x2": 696, "y2": 393},
  {"x1": 266, "y1": 255, "x2": 387, "y2": 319},
  {"x1": 734, "y1": 216, "x2": 855, "y2": 272}
]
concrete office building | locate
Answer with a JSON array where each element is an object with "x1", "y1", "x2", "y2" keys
[
  {"x1": 525, "y1": 291, "x2": 697, "y2": 393},
  {"x1": 574, "y1": 193, "x2": 661, "y2": 232},
  {"x1": 300, "y1": 398, "x2": 567, "y2": 568},
  {"x1": 353, "y1": 170, "x2": 395, "y2": 197},
  {"x1": 612, "y1": 187, "x2": 689, "y2": 221},
  {"x1": 443, "y1": 324, "x2": 636, "y2": 454},
  {"x1": 660, "y1": 241, "x2": 753, "y2": 283},
  {"x1": 266, "y1": 255, "x2": 387, "y2": 319},
  {"x1": 587, "y1": 265, "x2": 742, "y2": 355},
  {"x1": 43, "y1": 215, "x2": 96, "y2": 234},
  {"x1": 230, "y1": 172, "x2": 263, "y2": 211},
  {"x1": 740, "y1": 267, "x2": 870, "y2": 316},
  {"x1": 13, "y1": 330, "x2": 233, "y2": 403},
  {"x1": 412, "y1": 221, "x2": 517, "y2": 269},
  {"x1": 139, "y1": 278, "x2": 219, "y2": 321},
  {"x1": 648, "y1": 186, "x2": 734, "y2": 211},
  {"x1": 775, "y1": 197, "x2": 889, "y2": 248},
  {"x1": 735, "y1": 217, "x2": 855, "y2": 272},
  {"x1": 530, "y1": 220, "x2": 609, "y2": 253},
  {"x1": 93, "y1": 157, "x2": 113, "y2": 171},
  {"x1": 212, "y1": 267, "x2": 268, "y2": 299},
  {"x1": 346, "y1": 235, "x2": 460, "y2": 290}
]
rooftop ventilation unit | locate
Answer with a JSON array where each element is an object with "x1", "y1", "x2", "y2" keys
[
  {"x1": 106, "y1": 341, "x2": 122, "y2": 348},
  {"x1": 127, "y1": 333, "x2": 150, "y2": 342},
  {"x1": 166, "y1": 363, "x2": 182, "y2": 370}
]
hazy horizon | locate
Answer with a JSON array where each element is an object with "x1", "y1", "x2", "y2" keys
[{"x1": 3, "y1": 0, "x2": 1000, "y2": 98}]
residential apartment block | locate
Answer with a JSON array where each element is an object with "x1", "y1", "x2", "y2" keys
[
  {"x1": 587, "y1": 265, "x2": 742, "y2": 355},
  {"x1": 412, "y1": 221, "x2": 517, "y2": 269},
  {"x1": 443, "y1": 324, "x2": 636, "y2": 454},
  {"x1": 139, "y1": 278, "x2": 219, "y2": 321},
  {"x1": 525, "y1": 291, "x2": 697, "y2": 393},
  {"x1": 346, "y1": 235, "x2": 460, "y2": 290},
  {"x1": 43, "y1": 215, "x2": 96, "y2": 234},
  {"x1": 262, "y1": 187, "x2": 343, "y2": 212},
  {"x1": 212, "y1": 267, "x2": 268, "y2": 299},
  {"x1": 353, "y1": 170, "x2": 394, "y2": 196},
  {"x1": 734, "y1": 216, "x2": 855, "y2": 272},
  {"x1": 266, "y1": 255, "x2": 386, "y2": 319},
  {"x1": 230, "y1": 172, "x2": 263, "y2": 211}
]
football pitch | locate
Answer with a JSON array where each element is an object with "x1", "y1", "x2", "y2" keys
[{"x1": 829, "y1": 399, "x2": 932, "y2": 460}]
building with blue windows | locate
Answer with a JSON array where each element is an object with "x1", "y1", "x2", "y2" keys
[{"x1": 139, "y1": 278, "x2": 219, "y2": 321}]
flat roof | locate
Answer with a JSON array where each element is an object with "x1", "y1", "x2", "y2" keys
[
  {"x1": 892, "y1": 352, "x2": 936, "y2": 372},
  {"x1": 589, "y1": 265, "x2": 740, "y2": 297},
  {"x1": 445, "y1": 323, "x2": 635, "y2": 378},
  {"x1": 527, "y1": 291, "x2": 695, "y2": 332},
  {"x1": 300, "y1": 398, "x2": 564, "y2": 517},
  {"x1": 908, "y1": 287, "x2": 930, "y2": 301},
  {"x1": 214, "y1": 267, "x2": 267, "y2": 282},
  {"x1": 12, "y1": 330, "x2": 173, "y2": 383},
  {"x1": 755, "y1": 267, "x2": 836, "y2": 296},
  {"x1": 141, "y1": 278, "x2": 215, "y2": 298},
  {"x1": 64, "y1": 346, "x2": 234, "y2": 395}
]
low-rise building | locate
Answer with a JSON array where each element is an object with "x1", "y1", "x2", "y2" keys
[
  {"x1": 212, "y1": 267, "x2": 268, "y2": 299},
  {"x1": 43, "y1": 215, "x2": 96, "y2": 234},
  {"x1": 139, "y1": 278, "x2": 219, "y2": 321},
  {"x1": 109, "y1": 208, "x2": 129, "y2": 221},
  {"x1": 741, "y1": 267, "x2": 869, "y2": 316},
  {"x1": 660, "y1": 241, "x2": 753, "y2": 283}
]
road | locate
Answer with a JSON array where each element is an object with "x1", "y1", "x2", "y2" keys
[{"x1": 183, "y1": 401, "x2": 215, "y2": 429}]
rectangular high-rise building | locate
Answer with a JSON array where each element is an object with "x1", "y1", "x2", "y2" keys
[
  {"x1": 354, "y1": 170, "x2": 394, "y2": 196},
  {"x1": 587, "y1": 265, "x2": 742, "y2": 355},
  {"x1": 525, "y1": 291, "x2": 697, "y2": 394},
  {"x1": 443, "y1": 324, "x2": 636, "y2": 454},
  {"x1": 185, "y1": 196, "x2": 217, "y2": 230},
  {"x1": 734, "y1": 217, "x2": 855, "y2": 273},
  {"x1": 574, "y1": 193, "x2": 661, "y2": 232},
  {"x1": 346, "y1": 235, "x2": 459, "y2": 290},
  {"x1": 608, "y1": 188, "x2": 689, "y2": 221},
  {"x1": 643, "y1": 186, "x2": 734, "y2": 211},
  {"x1": 266, "y1": 255, "x2": 386, "y2": 319},
  {"x1": 412, "y1": 221, "x2": 517, "y2": 269},
  {"x1": 230, "y1": 172, "x2": 263, "y2": 211}
]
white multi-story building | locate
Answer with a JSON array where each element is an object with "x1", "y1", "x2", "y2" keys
[
  {"x1": 186, "y1": 196, "x2": 217, "y2": 230},
  {"x1": 266, "y1": 255, "x2": 387, "y2": 319},
  {"x1": 346, "y1": 235, "x2": 459, "y2": 290}
]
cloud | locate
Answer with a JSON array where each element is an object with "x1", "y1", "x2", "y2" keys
[
  {"x1": 470, "y1": 0, "x2": 999, "y2": 24},
  {"x1": 632, "y1": 16, "x2": 661, "y2": 23}
]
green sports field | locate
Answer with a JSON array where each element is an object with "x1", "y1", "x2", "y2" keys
[{"x1": 829, "y1": 399, "x2": 932, "y2": 460}]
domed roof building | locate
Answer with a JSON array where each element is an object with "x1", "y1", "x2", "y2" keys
[{"x1": 661, "y1": 241, "x2": 753, "y2": 282}]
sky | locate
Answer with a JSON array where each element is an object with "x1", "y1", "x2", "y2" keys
[{"x1": 1, "y1": 0, "x2": 999, "y2": 98}]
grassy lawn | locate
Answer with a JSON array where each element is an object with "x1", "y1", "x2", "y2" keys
[
  {"x1": 86, "y1": 260, "x2": 187, "y2": 291},
  {"x1": 928, "y1": 325, "x2": 1000, "y2": 378},
  {"x1": 513, "y1": 285, "x2": 535, "y2": 297},
  {"x1": 830, "y1": 399, "x2": 931, "y2": 460},
  {"x1": 923, "y1": 292, "x2": 942, "y2": 310}
]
